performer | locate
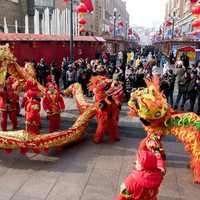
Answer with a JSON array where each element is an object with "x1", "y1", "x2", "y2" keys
[
  {"x1": 25, "y1": 90, "x2": 41, "y2": 135},
  {"x1": 43, "y1": 82, "x2": 65, "y2": 133},
  {"x1": 46, "y1": 75, "x2": 60, "y2": 92},
  {"x1": 88, "y1": 76, "x2": 121, "y2": 144},
  {"x1": 21, "y1": 80, "x2": 35, "y2": 109},
  {"x1": 117, "y1": 151, "x2": 166, "y2": 200},
  {"x1": 0, "y1": 80, "x2": 18, "y2": 131},
  {"x1": 24, "y1": 59, "x2": 37, "y2": 79}
]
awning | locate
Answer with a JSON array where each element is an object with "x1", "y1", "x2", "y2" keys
[
  {"x1": 177, "y1": 46, "x2": 195, "y2": 52},
  {"x1": 0, "y1": 33, "x2": 97, "y2": 42},
  {"x1": 94, "y1": 37, "x2": 106, "y2": 42}
]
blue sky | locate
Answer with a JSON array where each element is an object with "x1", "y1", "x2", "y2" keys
[{"x1": 124, "y1": 0, "x2": 168, "y2": 28}]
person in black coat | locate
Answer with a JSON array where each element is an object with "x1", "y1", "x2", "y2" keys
[
  {"x1": 167, "y1": 69, "x2": 176, "y2": 107},
  {"x1": 174, "y1": 72, "x2": 190, "y2": 111},
  {"x1": 37, "y1": 58, "x2": 49, "y2": 86},
  {"x1": 61, "y1": 57, "x2": 69, "y2": 89},
  {"x1": 187, "y1": 71, "x2": 198, "y2": 112},
  {"x1": 125, "y1": 68, "x2": 135, "y2": 101},
  {"x1": 51, "y1": 63, "x2": 61, "y2": 88}
]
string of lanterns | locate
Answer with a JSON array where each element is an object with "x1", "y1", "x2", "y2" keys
[
  {"x1": 191, "y1": 0, "x2": 200, "y2": 37},
  {"x1": 77, "y1": 3, "x2": 87, "y2": 34}
]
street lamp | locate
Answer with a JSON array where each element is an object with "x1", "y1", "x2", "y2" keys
[
  {"x1": 123, "y1": 21, "x2": 129, "y2": 40},
  {"x1": 110, "y1": 8, "x2": 121, "y2": 38},
  {"x1": 160, "y1": 22, "x2": 165, "y2": 40},
  {"x1": 168, "y1": 8, "x2": 180, "y2": 39}
]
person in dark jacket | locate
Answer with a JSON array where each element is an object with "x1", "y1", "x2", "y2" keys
[
  {"x1": 135, "y1": 68, "x2": 145, "y2": 88},
  {"x1": 106, "y1": 66, "x2": 113, "y2": 79},
  {"x1": 167, "y1": 69, "x2": 176, "y2": 107},
  {"x1": 61, "y1": 57, "x2": 69, "y2": 89},
  {"x1": 160, "y1": 79, "x2": 170, "y2": 100},
  {"x1": 196, "y1": 77, "x2": 200, "y2": 115},
  {"x1": 37, "y1": 58, "x2": 49, "y2": 86},
  {"x1": 187, "y1": 71, "x2": 198, "y2": 112},
  {"x1": 174, "y1": 72, "x2": 190, "y2": 111},
  {"x1": 125, "y1": 68, "x2": 135, "y2": 101},
  {"x1": 50, "y1": 63, "x2": 61, "y2": 88}
]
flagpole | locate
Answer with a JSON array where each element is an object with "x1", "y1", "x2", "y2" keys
[{"x1": 70, "y1": 0, "x2": 74, "y2": 62}]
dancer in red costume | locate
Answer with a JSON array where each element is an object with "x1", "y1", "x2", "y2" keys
[
  {"x1": 46, "y1": 75, "x2": 60, "y2": 92},
  {"x1": 0, "y1": 80, "x2": 18, "y2": 131},
  {"x1": 43, "y1": 83, "x2": 65, "y2": 133},
  {"x1": 25, "y1": 90, "x2": 41, "y2": 135},
  {"x1": 117, "y1": 151, "x2": 166, "y2": 200}
]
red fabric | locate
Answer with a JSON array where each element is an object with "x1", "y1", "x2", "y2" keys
[
  {"x1": 0, "y1": 87, "x2": 19, "y2": 111},
  {"x1": 49, "y1": 114, "x2": 61, "y2": 133},
  {"x1": 82, "y1": 0, "x2": 94, "y2": 12},
  {"x1": 16, "y1": 101, "x2": 20, "y2": 115},
  {"x1": 166, "y1": 21, "x2": 173, "y2": 27},
  {"x1": 93, "y1": 117, "x2": 118, "y2": 142},
  {"x1": 42, "y1": 90, "x2": 65, "y2": 113},
  {"x1": 118, "y1": 151, "x2": 164, "y2": 200},
  {"x1": 1, "y1": 110, "x2": 18, "y2": 131},
  {"x1": 29, "y1": 125, "x2": 40, "y2": 135},
  {"x1": 21, "y1": 92, "x2": 28, "y2": 108}
]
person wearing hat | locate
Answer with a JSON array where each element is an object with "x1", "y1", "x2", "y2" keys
[
  {"x1": 117, "y1": 151, "x2": 166, "y2": 200},
  {"x1": 0, "y1": 80, "x2": 19, "y2": 131},
  {"x1": 25, "y1": 90, "x2": 41, "y2": 135},
  {"x1": 42, "y1": 83, "x2": 65, "y2": 133},
  {"x1": 37, "y1": 58, "x2": 49, "y2": 86}
]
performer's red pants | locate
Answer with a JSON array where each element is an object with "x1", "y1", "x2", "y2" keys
[
  {"x1": 94, "y1": 118, "x2": 118, "y2": 142},
  {"x1": 49, "y1": 114, "x2": 61, "y2": 133},
  {"x1": 29, "y1": 125, "x2": 40, "y2": 135},
  {"x1": 16, "y1": 102, "x2": 20, "y2": 115},
  {"x1": 1, "y1": 111, "x2": 18, "y2": 131}
]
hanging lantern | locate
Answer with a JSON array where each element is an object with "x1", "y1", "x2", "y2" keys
[
  {"x1": 191, "y1": 4, "x2": 200, "y2": 19},
  {"x1": 110, "y1": 28, "x2": 113, "y2": 32},
  {"x1": 190, "y1": 0, "x2": 198, "y2": 4},
  {"x1": 80, "y1": 28, "x2": 85, "y2": 33},
  {"x1": 79, "y1": 18, "x2": 87, "y2": 26},
  {"x1": 169, "y1": 42, "x2": 172, "y2": 45},
  {"x1": 192, "y1": 20, "x2": 200, "y2": 30},
  {"x1": 77, "y1": 3, "x2": 87, "y2": 18},
  {"x1": 192, "y1": 31, "x2": 199, "y2": 37},
  {"x1": 175, "y1": 29, "x2": 179, "y2": 33}
]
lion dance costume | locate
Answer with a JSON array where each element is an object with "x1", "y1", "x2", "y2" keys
[
  {"x1": 128, "y1": 76, "x2": 200, "y2": 183},
  {"x1": 88, "y1": 76, "x2": 122, "y2": 144}
]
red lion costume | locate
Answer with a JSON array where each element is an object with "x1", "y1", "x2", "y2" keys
[{"x1": 88, "y1": 76, "x2": 122, "y2": 144}]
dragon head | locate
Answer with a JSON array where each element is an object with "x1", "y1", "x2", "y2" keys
[
  {"x1": 88, "y1": 76, "x2": 123, "y2": 103},
  {"x1": 128, "y1": 76, "x2": 172, "y2": 121},
  {"x1": 0, "y1": 43, "x2": 14, "y2": 61}
]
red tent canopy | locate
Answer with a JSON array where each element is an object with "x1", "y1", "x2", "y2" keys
[{"x1": 177, "y1": 46, "x2": 195, "y2": 51}]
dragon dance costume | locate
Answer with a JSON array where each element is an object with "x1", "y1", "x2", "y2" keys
[
  {"x1": 0, "y1": 80, "x2": 18, "y2": 131},
  {"x1": 25, "y1": 90, "x2": 41, "y2": 135},
  {"x1": 117, "y1": 151, "x2": 166, "y2": 200},
  {"x1": 43, "y1": 82, "x2": 65, "y2": 133}
]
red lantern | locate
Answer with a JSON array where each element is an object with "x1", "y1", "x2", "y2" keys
[
  {"x1": 79, "y1": 18, "x2": 87, "y2": 25},
  {"x1": 192, "y1": 20, "x2": 200, "y2": 29},
  {"x1": 110, "y1": 28, "x2": 113, "y2": 32},
  {"x1": 77, "y1": 3, "x2": 87, "y2": 17},
  {"x1": 190, "y1": 0, "x2": 198, "y2": 3},
  {"x1": 191, "y1": 4, "x2": 200, "y2": 19},
  {"x1": 80, "y1": 28, "x2": 85, "y2": 33},
  {"x1": 169, "y1": 42, "x2": 171, "y2": 45},
  {"x1": 192, "y1": 31, "x2": 199, "y2": 37},
  {"x1": 175, "y1": 29, "x2": 179, "y2": 33}
]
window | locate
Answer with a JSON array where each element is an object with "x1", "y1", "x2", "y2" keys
[{"x1": 9, "y1": 0, "x2": 19, "y2": 3}]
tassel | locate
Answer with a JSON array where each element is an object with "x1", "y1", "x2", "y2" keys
[{"x1": 5, "y1": 149, "x2": 13, "y2": 155}]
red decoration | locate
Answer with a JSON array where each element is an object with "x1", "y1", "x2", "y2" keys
[
  {"x1": 128, "y1": 28, "x2": 133, "y2": 35},
  {"x1": 80, "y1": 28, "x2": 85, "y2": 33},
  {"x1": 191, "y1": 4, "x2": 200, "y2": 19},
  {"x1": 190, "y1": 0, "x2": 198, "y2": 4},
  {"x1": 77, "y1": 3, "x2": 87, "y2": 17},
  {"x1": 79, "y1": 18, "x2": 87, "y2": 25},
  {"x1": 175, "y1": 29, "x2": 178, "y2": 33},
  {"x1": 169, "y1": 42, "x2": 172, "y2": 45},
  {"x1": 192, "y1": 20, "x2": 200, "y2": 29},
  {"x1": 110, "y1": 28, "x2": 113, "y2": 32},
  {"x1": 192, "y1": 31, "x2": 199, "y2": 37}
]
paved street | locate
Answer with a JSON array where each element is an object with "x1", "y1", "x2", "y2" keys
[{"x1": 0, "y1": 89, "x2": 200, "y2": 200}]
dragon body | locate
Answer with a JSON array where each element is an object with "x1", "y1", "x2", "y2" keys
[
  {"x1": 0, "y1": 44, "x2": 122, "y2": 154},
  {"x1": 128, "y1": 76, "x2": 200, "y2": 183}
]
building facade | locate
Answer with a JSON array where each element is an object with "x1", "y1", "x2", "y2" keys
[
  {"x1": 164, "y1": 0, "x2": 200, "y2": 38},
  {"x1": 0, "y1": 0, "x2": 129, "y2": 37}
]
